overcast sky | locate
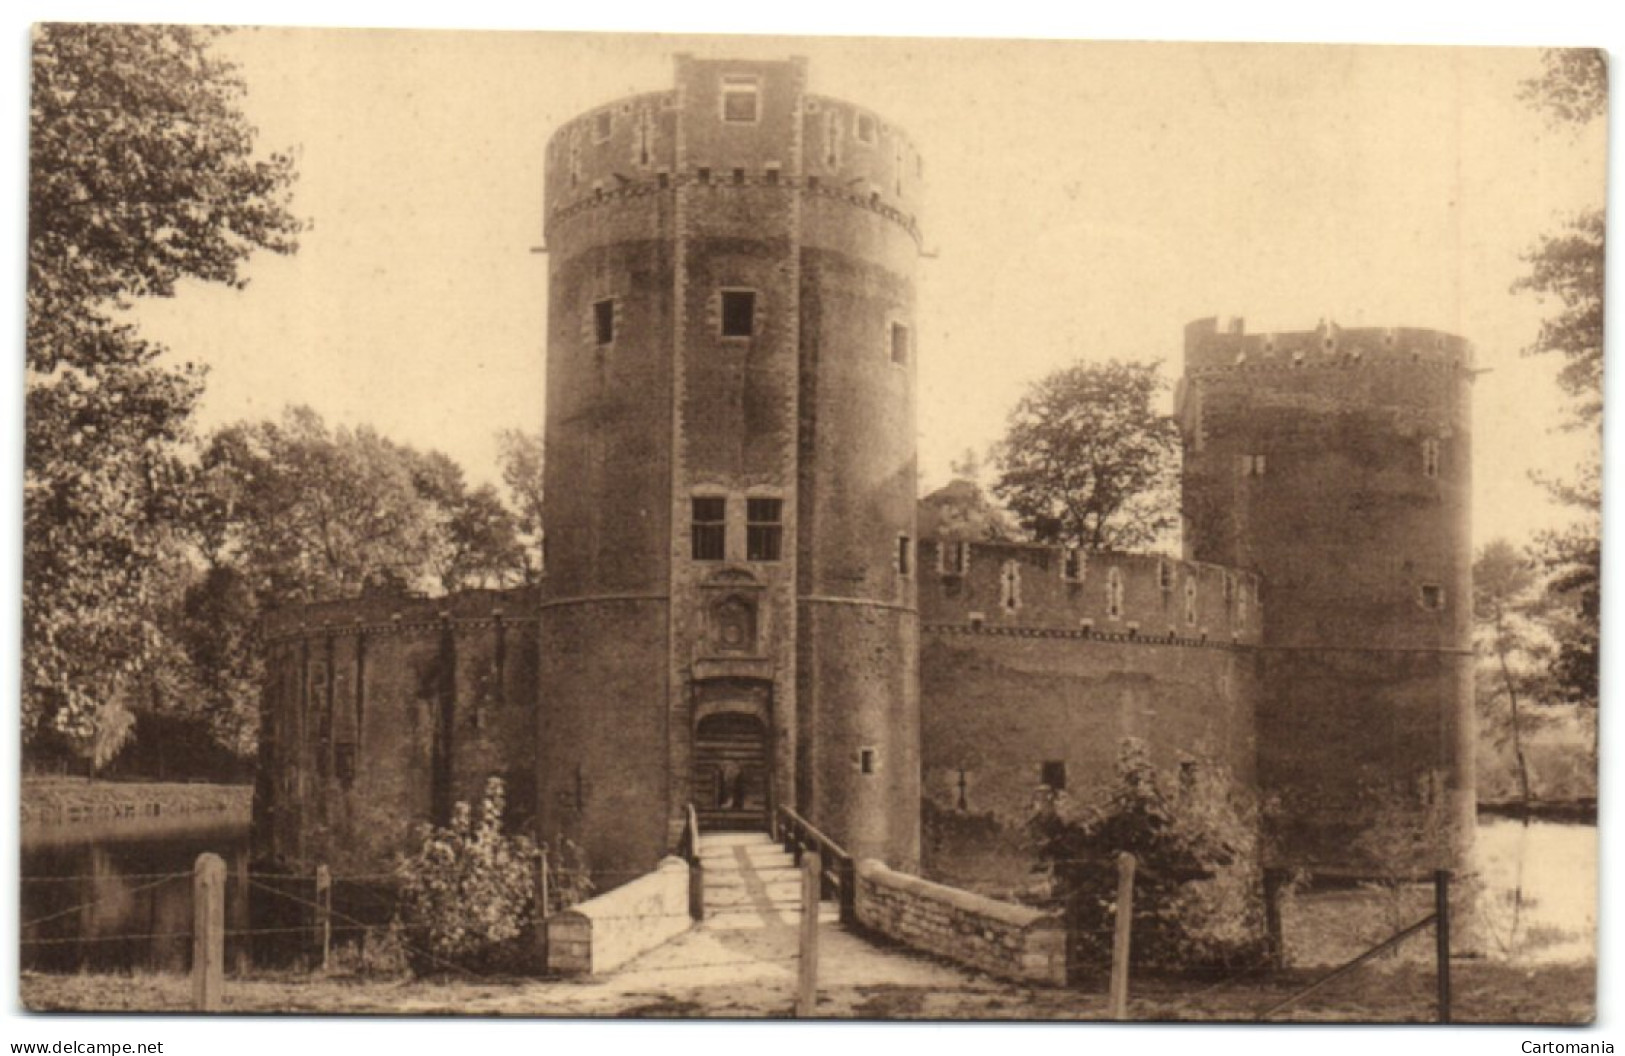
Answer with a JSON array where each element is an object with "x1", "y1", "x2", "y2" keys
[{"x1": 126, "y1": 30, "x2": 1607, "y2": 549}]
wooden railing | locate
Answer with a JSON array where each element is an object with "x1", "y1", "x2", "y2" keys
[
  {"x1": 677, "y1": 803, "x2": 704, "y2": 920},
  {"x1": 772, "y1": 806, "x2": 856, "y2": 926}
]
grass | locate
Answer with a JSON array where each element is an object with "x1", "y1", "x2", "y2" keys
[{"x1": 20, "y1": 960, "x2": 1594, "y2": 1022}]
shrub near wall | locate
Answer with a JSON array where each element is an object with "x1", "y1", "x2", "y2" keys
[{"x1": 855, "y1": 860, "x2": 1065, "y2": 985}]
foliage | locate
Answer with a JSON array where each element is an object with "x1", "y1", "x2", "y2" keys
[
  {"x1": 1473, "y1": 540, "x2": 1557, "y2": 808},
  {"x1": 1518, "y1": 48, "x2": 1608, "y2": 128},
  {"x1": 24, "y1": 25, "x2": 300, "y2": 748},
  {"x1": 1028, "y1": 739, "x2": 1269, "y2": 972},
  {"x1": 992, "y1": 360, "x2": 1180, "y2": 551},
  {"x1": 496, "y1": 429, "x2": 545, "y2": 582},
  {"x1": 396, "y1": 777, "x2": 540, "y2": 975},
  {"x1": 917, "y1": 478, "x2": 1017, "y2": 542},
  {"x1": 1511, "y1": 209, "x2": 1605, "y2": 429}
]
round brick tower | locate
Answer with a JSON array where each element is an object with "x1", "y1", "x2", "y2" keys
[
  {"x1": 1178, "y1": 317, "x2": 1475, "y2": 873},
  {"x1": 538, "y1": 55, "x2": 923, "y2": 877}
]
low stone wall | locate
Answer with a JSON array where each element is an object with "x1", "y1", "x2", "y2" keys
[
  {"x1": 546, "y1": 857, "x2": 691, "y2": 975},
  {"x1": 854, "y1": 859, "x2": 1066, "y2": 986}
]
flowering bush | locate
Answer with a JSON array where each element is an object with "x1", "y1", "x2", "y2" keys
[
  {"x1": 1028, "y1": 738, "x2": 1270, "y2": 974},
  {"x1": 396, "y1": 776, "x2": 539, "y2": 975}
]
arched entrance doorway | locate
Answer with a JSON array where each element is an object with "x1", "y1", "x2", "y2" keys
[{"x1": 694, "y1": 711, "x2": 770, "y2": 831}]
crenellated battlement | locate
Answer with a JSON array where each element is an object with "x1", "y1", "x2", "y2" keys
[
  {"x1": 541, "y1": 63, "x2": 924, "y2": 244},
  {"x1": 919, "y1": 538, "x2": 1262, "y2": 645},
  {"x1": 1183, "y1": 316, "x2": 1475, "y2": 376}
]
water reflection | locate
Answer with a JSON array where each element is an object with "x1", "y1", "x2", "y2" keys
[
  {"x1": 21, "y1": 820, "x2": 250, "y2": 973},
  {"x1": 1471, "y1": 816, "x2": 1596, "y2": 964}
]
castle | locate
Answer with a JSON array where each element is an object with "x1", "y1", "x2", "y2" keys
[{"x1": 253, "y1": 57, "x2": 1475, "y2": 888}]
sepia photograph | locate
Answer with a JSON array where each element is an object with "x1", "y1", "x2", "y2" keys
[{"x1": 10, "y1": 11, "x2": 1610, "y2": 1040}]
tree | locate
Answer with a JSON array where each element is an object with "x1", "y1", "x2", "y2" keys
[
  {"x1": 496, "y1": 428, "x2": 545, "y2": 581},
  {"x1": 1512, "y1": 47, "x2": 1604, "y2": 753},
  {"x1": 1473, "y1": 540, "x2": 1557, "y2": 810},
  {"x1": 991, "y1": 360, "x2": 1180, "y2": 550},
  {"x1": 405, "y1": 448, "x2": 527, "y2": 592},
  {"x1": 200, "y1": 407, "x2": 440, "y2": 603},
  {"x1": 25, "y1": 25, "x2": 300, "y2": 747}
]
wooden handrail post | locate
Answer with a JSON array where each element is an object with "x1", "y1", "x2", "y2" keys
[
  {"x1": 314, "y1": 863, "x2": 332, "y2": 972},
  {"x1": 796, "y1": 849, "x2": 821, "y2": 1018},
  {"x1": 1435, "y1": 869, "x2": 1452, "y2": 1024},
  {"x1": 192, "y1": 852, "x2": 225, "y2": 1012},
  {"x1": 1108, "y1": 852, "x2": 1136, "y2": 1021},
  {"x1": 1263, "y1": 867, "x2": 1286, "y2": 970},
  {"x1": 839, "y1": 856, "x2": 857, "y2": 926}
]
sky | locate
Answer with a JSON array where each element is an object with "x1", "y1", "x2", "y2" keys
[{"x1": 123, "y1": 29, "x2": 1609, "y2": 550}]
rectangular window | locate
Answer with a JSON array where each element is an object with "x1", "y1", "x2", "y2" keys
[
  {"x1": 1040, "y1": 760, "x2": 1067, "y2": 791},
  {"x1": 746, "y1": 497, "x2": 783, "y2": 561},
  {"x1": 594, "y1": 110, "x2": 613, "y2": 142},
  {"x1": 593, "y1": 299, "x2": 614, "y2": 344},
  {"x1": 897, "y1": 534, "x2": 913, "y2": 576},
  {"x1": 856, "y1": 113, "x2": 876, "y2": 143},
  {"x1": 940, "y1": 540, "x2": 968, "y2": 575},
  {"x1": 1062, "y1": 546, "x2": 1084, "y2": 583},
  {"x1": 859, "y1": 747, "x2": 876, "y2": 775},
  {"x1": 697, "y1": 166, "x2": 712, "y2": 185},
  {"x1": 1420, "y1": 584, "x2": 1445, "y2": 611},
  {"x1": 732, "y1": 167, "x2": 746, "y2": 186},
  {"x1": 721, "y1": 76, "x2": 760, "y2": 123},
  {"x1": 691, "y1": 497, "x2": 726, "y2": 560},
  {"x1": 720, "y1": 290, "x2": 756, "y2": 337},
  {"x1": 764, "y1": 165, "x2": 781, "y2": 185},
  {"x1": 890, "y1": 322, "x2": 910, "y2": 366}
]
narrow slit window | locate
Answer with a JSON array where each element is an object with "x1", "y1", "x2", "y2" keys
[
  {"x1": 1184, "y1": 576, "x2": 1198, "y2": 625},
  {"x1": 890, "y1": 322, "x2": 911, "y2": 366},
  {"x1": 940, "y1": 540, "x2": 968, "y2": 575},
  {"x1": 897, "y1": 535, "x2": 913, "y2": 576},
  {"x1": 592, "y1": 299, "x2": 614, "y2": 345},
  {"x1": 691, "y1": 497, "x2": 726, "y2": 561},
  {"x1": 720, "y1": 290, "x2": 756, "y2": 337},
  {"x1": 1062, "y1": 546, "x2": 1085, "y2": 583},
  {"x1": 594, "y1": 110, "x2": 613, "y2": 142},
  {"x1": 1422, "y1": 438, "x2": 1441, "y2": 478},
  {"x1": 859, "y1": 748, "x2": 877, "y2": 775},
  {"x1": 1106, "y1": 568, "x2": 1125, "y2": 619},
  {"x1": 856, "y1": 113, "x2": 875, "y2": 143},
  {"x1": 746, "y1": 497, "x2": 783, "y2": 561},
  {"x1": 721, "y1": 76, "x2": 760, "y2": 123}
]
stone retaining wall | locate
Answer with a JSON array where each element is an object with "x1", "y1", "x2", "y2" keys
[
  {"x1": 854, "y1": 859, "x2": 1065, "y2": 985},
  {"x1": 545, "y1": 857, "x2": 692, "y2": 975}
]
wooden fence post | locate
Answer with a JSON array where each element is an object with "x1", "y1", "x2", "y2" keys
[
  {"x1": 1263, "y1": 867, "x2": 1286, "y2": 970},
  {"x1": 1435, "y1": 869, "x2": 1452, "y2": 1024},
  {"x1": 797, "y1": 849, "x2": 821, "y2": 1018},
  {"x1": 536, "y1": 848, "x2": 551, "y2": 919},
  {"x1": 315, "y1": 864, "x2": 332, "y2": 972},
  {"x1": 192, "y1": 852, "x2": 225, "y2": 1012},
  {"x1": 1108, "y1": 852, "x2": 1136, "y2": 1021}
]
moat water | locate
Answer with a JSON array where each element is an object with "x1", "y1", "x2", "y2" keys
[{"x1": 18, "y1": 814, "x2": 1598, "y2": 973}]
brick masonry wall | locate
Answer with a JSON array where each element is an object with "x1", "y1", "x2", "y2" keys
[
  {"x1": 545, "y1": 857, "x2": 691, "y2": 975},
  {"x1": 919, "y1": 628, "x2": 1257, "y2": 888},
  {"x1": 256, "y1": 588, "x2": 539, "y2": 876},
  {"x1": 1181, "y1": 316, "x2": 1475, "y2": 870},
  {"x1": 855, "y1": 859, "x2": 1065, "y2": 985}
]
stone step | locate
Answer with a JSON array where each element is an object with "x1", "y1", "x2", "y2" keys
[
  {"x1": 702, "y1": 903, "x2": 840, "y2": 930},
  {"x1": 697, "y1": 844, "x2": 791, "y2": 865},
  {"x1": 695, "y1": 831, "x2": 776, "y2": 849},
  {"x1": 702, "y1": 879, "x2": 803, "y2": 907},
  {"x1": 702, "y1": 864, "x2": 799, "y2": 887}
]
